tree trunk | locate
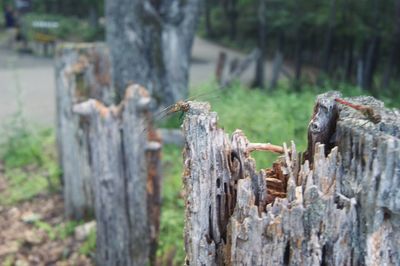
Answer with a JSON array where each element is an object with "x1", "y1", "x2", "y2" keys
[
  {"x1": 215, "y1": 51, "x2": 227, "y2": 84},
  {"x1": 382, "y1": 0, "x2": 400, "y2": 89},
  {"x1": 253, "y1": 0, "x2": 266, "y2": 89},
  {"x1": 344, "y1": 36, "x2": 354, "y2": 82},
  {"x1": 73, "y1": 85, "x2": 162, "y2": 265},
  {"x1": 294, "y1": 32, "x2": 303, "y2": 90},
  {"x1": 88, "y1": 7, "x2": 98, "y2": 29},
  {"x1": 182, "y1": 93, "x2": 400, "y2": 265},
  {"x1": 363, "y1": 0, "x2": 381, "y2": 93},
  {"x1": 105, "y1": 0, "x2": 201, "y2": 108},
  {"x1": 269, "y1": 50, "x2": 283, "y2": 90},
  {"x1": 223, "y1": 0, "x2": 238, "y2": 41},
  {"x1": 321, "y1": 0, "x2": 337, "y2": 74},
  {"x1": 363, "y1": 36, "x2": 381, "y2": 92},
  {"x1": 204, "y1": 0, "x2": 214, "y2": 37},
  {"x1": 55, "y1": 43, "x2": 113, "y2": 220}
]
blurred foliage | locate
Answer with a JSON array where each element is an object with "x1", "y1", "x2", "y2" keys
[
  {"x1": 200, "y1": 0, "x2": 396, "y2": 52},
  {"x1": 3, "y1": 255, "x2": 14, "y2": 266},
  {"x1": 79, "y1": 228, "x2": 96, "y2": 257},
  {"x1": 22, "y1": 13, "x2": 104, "y2": 42},
  {"x1": 0, "y1": 125, "x2": 61, "y2": 205},
  {"x1": 34, "y1": 220, "x2": 81, "y2": 241},
  {"x1": 32, "y1": 0, "x2": 104, "y2": 18},
  {"x1": 199, "y1": 0, "x2": 400, "y2": 96},
  {"x1": 157, "y1": 144, "x2": 186, "y2": 265}
]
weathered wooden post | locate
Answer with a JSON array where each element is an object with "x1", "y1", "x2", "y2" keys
[
  {"x1": 182, "y1": 92, "x2": 400, "y2": 265},
  {"x1": 74, "y1": 84, "x2": 162, "y2": 265},
  {"x1": 55, "y1": 43, "x2": 113, "y2": 219}
]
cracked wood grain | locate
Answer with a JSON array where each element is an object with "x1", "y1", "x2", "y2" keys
[
  {"x1": 74, "y1": 85, "x2": 162, "y2": 266},
  {"x1": 182, "y1": 92, "x2": 400, "y2": 265},
  {"x1": 55, "y1": 43, "x2": 113, "y2": 220}
]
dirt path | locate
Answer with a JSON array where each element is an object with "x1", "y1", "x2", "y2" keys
[{"x1": 0, "y1": 37, "x2": 279, "y2": 131}]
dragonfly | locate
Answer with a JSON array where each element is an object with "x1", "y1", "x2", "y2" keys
[
  {"x1": 154, "y1": 90, "x2": 221, "y2": 121},
  {"x1": 142, "y1": 90, "x2": 222, "y2": 134},
  {"x1": 334, "y1": 98, "x2": 381, "y2": 124}
]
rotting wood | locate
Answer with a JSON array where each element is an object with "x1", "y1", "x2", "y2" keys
[
  {"x1": 74, "y1": 84, "x2": 162, "y2": 265},
  {"x1": 55, "y1": 43, "x2": 113, "y2": 220},
  {"x1": 146, "y1": 117, "x2": 163, "y2": 266},
  {"x1": 182, "y1": 92, "x2": 400, "y2": 265},
  {"x1": 304, "y1": 91, "x2": 340, "y2": 163},
  {"x1": 247, "y1": 143, "x2": 284, "y2": 154}
]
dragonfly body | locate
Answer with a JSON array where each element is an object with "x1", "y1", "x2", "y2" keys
[
  {"x1": 334, "y1": 98, "x2": 381, "y2": 124},
  {"x1": 165, "y1": 100, "x2": 190, "y2": 115}
]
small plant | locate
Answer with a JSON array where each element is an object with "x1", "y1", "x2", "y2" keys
[
  {"x1": 0, "y1": 127, "x2": 61, "y2": 205},
  {"x1": 80, "y1": 228, "x2": 96, "y2": 256},
  {"x1": 33, "y1": 220, "x2": 81, "y2": 241}
]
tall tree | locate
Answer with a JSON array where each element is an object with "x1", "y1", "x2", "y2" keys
[
  {"x1": 105, "y1": 0, "x2": 201, "y2": 108},
  {"x1": 204, "y1": 0, "x2": 214, "y2": 37},
  {"x1": 363, "y1": 0, "x2": 382, "y2": 92},
  {"x1": 321, "y1": 0, "x2": 337, "y2": 74},
  {"x1": 253, "y1": 0, "x2": 266, "y2": 89},
  {"x1": 382, "y1": 0, "x2": 400, "y2": 89}
]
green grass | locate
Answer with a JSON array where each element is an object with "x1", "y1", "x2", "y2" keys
[
  {"x1": 0, "y1": 127, "x2": 61, "y2": 205},
  {"x1": 34, "y1": 220, "x2": 81, "y2": 241},
  {"x1": 158, "y1": 144, "x2": 186, "y2": 264},
  {"x1": 80, "y1": 228, "x2": 96, "y2": 257},
  {"x1": 198, "y1": 82, "x2": 315, "y2": 167}
]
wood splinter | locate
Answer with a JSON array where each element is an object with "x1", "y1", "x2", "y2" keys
[{"x1": 247, "y1": 142, "x2": 284, "y2": 154}]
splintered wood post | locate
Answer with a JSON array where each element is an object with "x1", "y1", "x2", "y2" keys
[
  {"x1": 216, "y1": 51, "x2": 227, "y2": 83},
  {"x1": 74, "y1": 84, "x2": 162, "y2": 265},
  {"x1": 182, "y1": 101, "x2": 233, "y2": 265},
  {"x1": 182, "y1": 93, "x2": 400, "y2": 265},
  {"x1": 55, "y1": 43, "x2": 113, "y2": 220}
]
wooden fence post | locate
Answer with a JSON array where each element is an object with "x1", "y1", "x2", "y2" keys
[
  {"x1": 182, "y1": 93, "x2": 400, "y2": 265},
  {"x1": 55, "y1": 43, "x2": 113, "y2": 220},
  {"x1": 74, "y1": 84, "x2": 162, "y2": 265}
]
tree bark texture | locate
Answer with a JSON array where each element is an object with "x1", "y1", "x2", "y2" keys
[
  {"x1": 73, "y1": 85, "x2": 162, "y2": 266},
  {"x1": 55, "y1": 43, "x2": 113, "y2": 220},
  {"x1": 182, "y1": 93, "x2": 400, "y2": 265},
  {"x1": 105, "y1": 0, "x2": 201, "y2": 108}
]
